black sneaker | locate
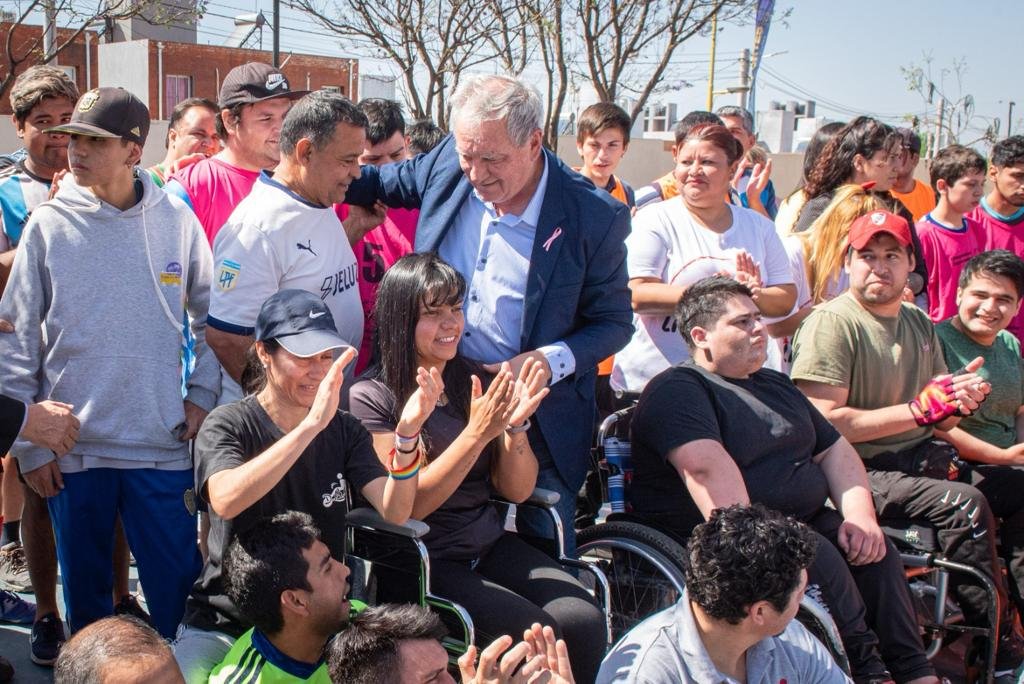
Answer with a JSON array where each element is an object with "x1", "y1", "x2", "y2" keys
[
  {"x1": 113, "y1": 594, "x2": 152, "y2": 626},
  {"x1": 30, "y1": 612, "x2": 65, "y2": 666}
]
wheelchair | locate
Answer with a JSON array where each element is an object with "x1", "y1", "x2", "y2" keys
[
  {"x1": 881, "y1": 520, "x2": 999, "y2": 684},
  {"x1": 575, "y1": 402, "x2": 851, "y2": 673},
  {"x1": 343, "y1": 487, "x2": 612, "y2": 666}
]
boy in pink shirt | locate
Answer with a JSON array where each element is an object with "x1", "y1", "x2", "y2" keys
[
  {"x1": 969, "y1": 136, "x2": 1024, "y2": 344},
  {"x1": 335, "y1": 99, "x2": 419, "y2": 373},
  {"x1": 165, "y1": 63, "x2": 305, "y2": 244},
  {"x1": 916, "y1": 145, "x2": 987, "y2": 322}
]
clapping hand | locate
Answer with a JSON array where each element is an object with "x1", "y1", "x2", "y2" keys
[
  {"x1": 506, "y1": 358, "x2": 550, "y2": 429},
  {"x1": 396, "y1": 366, "x2": 445, "y2": 436}
]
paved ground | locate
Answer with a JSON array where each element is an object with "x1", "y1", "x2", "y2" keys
[{"x1": 0, "y1": 571, "x2": 142, "y2": 683}]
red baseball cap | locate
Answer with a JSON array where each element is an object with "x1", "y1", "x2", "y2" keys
[{"x1": 847, "y1": 211, "x2": 912, "y2": 250}]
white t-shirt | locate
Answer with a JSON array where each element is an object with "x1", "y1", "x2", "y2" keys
[
  {"x1": 762, "y1": 235, "x2": 813, "y2": 374},
  {"x1": 611, "y1": 199, "x2": 793, "y2": 391},
  {"x1": 209, "y1": 173, "x2": 363, "y2": 401}
]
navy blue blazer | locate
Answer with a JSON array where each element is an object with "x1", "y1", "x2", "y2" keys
[{"x1": 344, "y1": 136, "x2": 633, "y2": 489}]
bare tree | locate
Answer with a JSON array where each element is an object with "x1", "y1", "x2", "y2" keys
[
  {"x1": 293, "y1": 0, "x2": 520, "y2": 129},
  {"x1": 578, "y1": 0, "x2": 753, "y2": 123},
  {"x1": 0, "y1": 0, "x2": 203, "y2": 98},
  {"x1": 486, "y1": 0, "x2": 569, "y2": 150},
  {"x1": 902, "y1": 55, "x2": 998, "y2": 152}
]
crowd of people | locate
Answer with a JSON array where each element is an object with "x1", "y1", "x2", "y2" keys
[{"x1": 0, "y1": 55, "x2": 1020, "y2": 684}]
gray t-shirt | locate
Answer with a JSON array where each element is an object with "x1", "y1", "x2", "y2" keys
[{"x1": 597, "y1": 590, "x2": 851, "y2": 684}]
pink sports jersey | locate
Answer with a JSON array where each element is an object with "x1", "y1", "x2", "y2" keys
[
  {"x1": 168, "y1": 157, "x2": 260, "y2": 245},
  {"x1": 970, "y1": 204, "x2": 1024, "y2": 346},
  {"x1": 334, "y1": 204, "x2": 419, "y2": 373},
  {"x1": 916, "y1": 214, "x2": 984, "y2": 323}
]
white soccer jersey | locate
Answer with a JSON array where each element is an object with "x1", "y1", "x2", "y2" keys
[{"x1": 210, "y1": 173, "x2": 363, "y2": 399}]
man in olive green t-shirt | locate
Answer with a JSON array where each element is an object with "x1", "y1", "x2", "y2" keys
[
  {"x1": 934, "y1": 250, "x2": 1024, "y2": 461},
  {"x1": 790, "y1": 211, "x2": 1024, "y2": 675}
]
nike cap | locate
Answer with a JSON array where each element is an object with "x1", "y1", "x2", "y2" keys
[
  {"x1": 46, "y1": 87, "x2": 150, "y2": 145},
  {"x1": 255, "y1": 289, "x2": 349, "y2": 358},
  {"x1": 219, "y1": 62, "x2": 308, "y2": 109}
]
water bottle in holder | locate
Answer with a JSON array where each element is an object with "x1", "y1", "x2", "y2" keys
[{"x1": 603, "y1": 437, "x2": 632, "y2": 513}]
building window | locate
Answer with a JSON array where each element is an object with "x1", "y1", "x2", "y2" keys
[
  {"x1": 165, "y1": 75, "x2": 192, "y2": 117},
  {"x1": 644, "y1": 103, "x2": 677, "y2": 133}
]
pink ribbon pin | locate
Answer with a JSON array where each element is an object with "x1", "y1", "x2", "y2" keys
[{"x1": 542, "y1": 227, "x2": 563, "y2": 252}]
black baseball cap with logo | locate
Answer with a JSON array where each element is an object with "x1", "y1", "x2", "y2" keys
[
  {"x1": 255, "y1": 289, "x2": 349, "y2": 358},
  {"x1": 219, "y1": 62, "x2": 308, "y2": 109},
  {"x1": 46, "y1": 87, "x2": 150, "y2": 145}
]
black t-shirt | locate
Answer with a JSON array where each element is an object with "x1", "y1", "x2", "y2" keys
[
  {"x1": 348, "y1": 375, "x2": 504, "y2": 562},
  {"x1": 630, "y1": 363, "x2": 840, "y2": 529},
  {"x1": 183, "y1": 394, "x2": 385, "y2": 637}
]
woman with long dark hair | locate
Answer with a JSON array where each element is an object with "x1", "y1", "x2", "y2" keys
[
  {"x1": 775, "y1": 121, "x2": 845, "y2": 235},
  {"x1": 349, "y1": 253, "x2": 606, "y2": 683},
  {"x1": 793, "y1": 116, "x2": 902, "y2": 233}
]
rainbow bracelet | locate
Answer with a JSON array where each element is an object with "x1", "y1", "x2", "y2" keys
[{"x1": 387, "y1": 447, "x2": 423, "y2": 480}]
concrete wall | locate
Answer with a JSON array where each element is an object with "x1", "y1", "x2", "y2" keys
[
  {"x1": 556, "y1": 135, "x2": 807, "y2": 198},
  {"x1": 98, "y1": 41, "x2": 151, "y2": 107}
]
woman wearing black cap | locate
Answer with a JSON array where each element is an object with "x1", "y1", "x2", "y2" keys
[
  {"x1": 349, "y1": 253, "x2": 607, "y2": 683},
  {"x1": 174, "y1": 288, "x2": 440, "y2": 680}
]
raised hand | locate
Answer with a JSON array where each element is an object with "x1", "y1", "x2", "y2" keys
[
  {"x1": 300, "y1": 348, "x2": 357, "y2": 433},
  {"x1": 507, "y1": 358, "x2": 550, "y2": 428},
  {"x1": 467, "y1": 364, "x2": 516, "y2": 443},
  {"x1": 733, "y1": 251, "x2": 763, "y2": 295},
  {"x1": 397, "y1": 366, "x2": 444, "y2": 435}
]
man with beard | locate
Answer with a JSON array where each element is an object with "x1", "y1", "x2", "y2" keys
[{"x1": 791, "y1": 210, "x2": 1024, "y2": 681}]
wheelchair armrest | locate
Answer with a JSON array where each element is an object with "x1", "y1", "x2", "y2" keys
[
  {"x1": 491, "y1": 487, "x2": 561, "y2": 509},
  {"x1": 346, "y1": 507, "x2": 430, "y2": 539}
]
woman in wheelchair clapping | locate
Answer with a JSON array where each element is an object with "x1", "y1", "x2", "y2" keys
[{"x1": 349, "y1": 253, "x2": 607, "y2": 683}]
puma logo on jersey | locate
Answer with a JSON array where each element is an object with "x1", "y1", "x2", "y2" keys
[{"x1": 297, "y1": 240, "x2": 318, "y2": 256}]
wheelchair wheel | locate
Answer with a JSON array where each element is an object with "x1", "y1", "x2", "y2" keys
[{"x1": 577, "y1": 521, "x2": 687, "y2": 641}]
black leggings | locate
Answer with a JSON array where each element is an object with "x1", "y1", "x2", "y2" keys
[{"x1": 430, "y1": 533, "x2": 606, "y2": 684}]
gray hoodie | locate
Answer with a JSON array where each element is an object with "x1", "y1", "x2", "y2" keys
[{"x1": 0, "y1": 170, "x2": 219, "y2": 473}]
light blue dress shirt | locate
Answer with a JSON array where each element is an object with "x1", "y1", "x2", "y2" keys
[{"x1": 438, "y1": 157, "x2": 575, "y2": 385}]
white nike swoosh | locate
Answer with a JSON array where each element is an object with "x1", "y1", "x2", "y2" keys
[{"x1": 309, "y1": 311, "x2": 326, "y2": 319}]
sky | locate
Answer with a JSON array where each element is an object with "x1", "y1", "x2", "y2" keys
[
  {"x1": 18, "y1": 0, "x2": 1022, "y2": 140},
  {"x1": 187, "y1": 0, "x2": 1021, "y2": 142}
]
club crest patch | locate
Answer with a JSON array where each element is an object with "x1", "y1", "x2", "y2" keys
[
  {"x1": 78, "y1": 90, "x2": 100, "y2": 112},
  {"x1": 218, "y1": 259, "x2": 241, "y2": 291},
  {"x1": 160, "y1": 261, "x2": 183, "y2": 286}
]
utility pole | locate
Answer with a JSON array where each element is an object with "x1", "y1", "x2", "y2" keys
[
  {"x1": 272, "y1": 0, "x2": 280, "y2": 67},
  {"x1": 1009, "y1": 101, "x2": 1016, "y2": 137},
  {"x1": 932, "y1": 96, "x2": 945, "y2": 159},
  {"x1": 705, "y1": 12, "x2": 718, "y2": 110},
  {"x1": 42, "y1": 0, "x2": 56, "y2": 64},
  {"x1": 738, "y1": 48, "x2": 750, "y2": 110}
]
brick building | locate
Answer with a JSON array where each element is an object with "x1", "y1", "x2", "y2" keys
[
  {"x1": 99, "y1": 40, "x2": 359, "y2": 119},
  {"x1": 0, "y1": 21, "x2": 358, "y2": 118},
  {"x1": 0, "y1": 22, "x2": 101, "y2": 113}
]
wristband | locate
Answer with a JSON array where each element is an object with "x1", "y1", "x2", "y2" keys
[
  {"x1": 395, "y1": 428, "x2": 420, "y2": 443},
  {"x1": 908, "y1": 375, "x2": 957, "y2": 427},
  {"x1": 386, "y1": 446, "x2": 423, "y2": 480},
  {"x1": 506, "y1": 418, "x2": 531, "y2": 435}
]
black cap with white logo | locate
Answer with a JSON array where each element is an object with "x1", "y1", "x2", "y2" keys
[
  {"x1": 219, "y1": 62, "x2": 308, "y2": 109},
  {"x1": 46, "y1": 87, "x2": 150, "y2": 145},
  {"x1": 255, "y1": 289, "x2": 349, "y2": 358}
]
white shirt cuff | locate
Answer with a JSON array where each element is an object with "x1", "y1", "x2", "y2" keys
[{"x1": 538, "y1": 342, "x2": 576, "y2": 386}]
